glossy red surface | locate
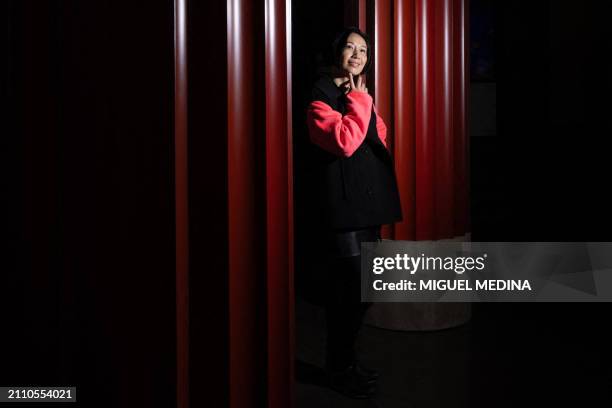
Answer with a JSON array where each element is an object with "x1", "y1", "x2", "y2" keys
[
  {"x1": 264, "y1": 1, "x2": 294, "y2": 407},
  {"x1": 453, "y1": 0, "x2": 470, "y2": 236},
  {"x1": 392, "y1": 0, "x2": 417, "y2": 240},
  {"x1": 227, "y1": 1, "x2": 261, "y2": 407},
  {"x1": 372, "y1": 0, "x2": 470, "y2": 241},
  {"x1": 174, "y1": 4, "x2": 189, "y2": 408}
]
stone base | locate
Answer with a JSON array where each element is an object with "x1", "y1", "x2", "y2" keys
[
  {"x1": 364, "y1": 302, "x2": 471, "y2": 331},
  {"x1": 364, "y1": 234, "x2": 472, "y2": 331}
]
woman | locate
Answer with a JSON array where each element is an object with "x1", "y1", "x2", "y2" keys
[{"x1": 302, "y1": 27, "x2": 402, "y2": 399}]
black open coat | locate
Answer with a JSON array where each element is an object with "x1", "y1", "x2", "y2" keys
[{"x1": 299, "y1": 75, "x2": 402, "y2": 232}]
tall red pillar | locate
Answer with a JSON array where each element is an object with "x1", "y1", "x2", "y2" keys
[
  {"x1": 364, "y1": 0, "x2": 472, "y2": 331},
  {"x1": 367, "y1": 0, "x2": 470, "y2": 241},
  {"x1": 184, "y1": 0, "x2": 294, "y2": 406},
  {"x1": 264, "y1": 1, "x2": 294, "y2": 407}
]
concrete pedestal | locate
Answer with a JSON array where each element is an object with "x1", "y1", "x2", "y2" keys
[
  {"x1": 364, "y1": 235, "x2": 472, "y2": 331},
  {"x1": 364, "y1": 302, "x2": 471, "y2": 331}
]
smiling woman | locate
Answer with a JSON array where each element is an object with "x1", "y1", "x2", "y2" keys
[
  {"x1": 332, "y1": 30, "x2": 371, "y2": 92},
  {"x1": 297, "y1": 26, "x2": 403, "y2": 399}
]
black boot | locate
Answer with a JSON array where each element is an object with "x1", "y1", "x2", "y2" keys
[
  {"x1": 327, "y1": 364, "x2": 377, "y2": 399},
  {"x1": 354, "y1": 360, "x2": 380, "y2": 381}
]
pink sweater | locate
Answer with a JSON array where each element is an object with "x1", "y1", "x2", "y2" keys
[{"x1": 306, "y1": 91, "x2": 388, "y2": 157}]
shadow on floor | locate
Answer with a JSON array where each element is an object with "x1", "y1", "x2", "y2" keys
[{"x1": 295, "y1": 297, "x2": 472, "y2": 408}]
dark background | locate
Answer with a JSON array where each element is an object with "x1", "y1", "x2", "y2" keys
[
  {"x1": 469, "y1": 1, "x2": 612, "y2": 406},
  {"x1": 3, "y1": 1, "x2": 177, "y2": 407},
  {"x1": 471, "y1": 0, "x2": 612, "y2": 243}
]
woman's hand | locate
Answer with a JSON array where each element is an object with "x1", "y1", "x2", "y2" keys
[{"x1": 349, "y1": 73, "x2": 368, "y2": 94}]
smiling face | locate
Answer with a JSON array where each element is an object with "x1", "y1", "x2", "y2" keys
[{"x1": 340, "y1": 32, "x2": 368, "y2": 76}]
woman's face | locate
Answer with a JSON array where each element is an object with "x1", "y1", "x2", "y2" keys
[{"x1": 340, "y1": 33, "x2": 368, "y2": 76}]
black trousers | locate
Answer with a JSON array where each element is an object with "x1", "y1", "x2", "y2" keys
[{"x1": 323, "y1": 226, "x2": 380, "y2": 371}]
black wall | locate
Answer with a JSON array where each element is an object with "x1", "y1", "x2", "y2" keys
[
  {"x1": 4, "y1": 2, "x2": 176, "y2": 407},
  {"x1": 471, "y1": 0, "x2": 612, "y2": 242},
  {"x1": 470, "y1": 2, "x2": 612, "y2": 405}
]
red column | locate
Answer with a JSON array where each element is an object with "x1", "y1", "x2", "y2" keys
[
  {"x1": 434, "y1": 0, "x2": 456, "y2": 239},
  {"x1": 415, "y1": 0, "x2": 437, "y2": 240},
  {"x1": 227, "y1": 1, "x2": 266, "y2": 407},
  {"x1": 174, "y1": 1, "x2": 189, "y2": 407},
  {"x1": 264, "y1": 1, "x2": 294, "y2": 407},
  {"x1": 365, "y1": 0, "x2": 472, "y2": 334},
  {"x1": 187, "y1": 1, "x2": 295, "y2": 407},
  {"x1": 453, "y1": 0, "x2": 470, "y2": 236},
  {"x1": 392, "y1": 0, "x2": 416, "y2": 240}
]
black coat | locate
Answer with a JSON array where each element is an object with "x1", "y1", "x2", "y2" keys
[{"x1": 298, "y1": 75, "x2": 403, "y2": 232}]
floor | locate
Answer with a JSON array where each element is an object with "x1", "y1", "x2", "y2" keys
[{"x1": 295, "y1": 298, "x2": 612, "y2": 408}]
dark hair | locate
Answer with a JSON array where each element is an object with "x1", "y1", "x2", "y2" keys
[{"x1": 330, "y1": 27, "x2": 372, "y2": 75}]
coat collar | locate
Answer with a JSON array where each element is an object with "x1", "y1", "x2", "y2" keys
[{"x1": 314, "y1": 74, "x2": 344, "y2": 100}]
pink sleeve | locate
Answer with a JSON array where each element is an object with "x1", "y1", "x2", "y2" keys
[
  {"x1": 306, "y1": 91, "x2": 373, "y2": 157},
  {"x1": 373, "y1": 104, "x2": 388, "y2": 148}
]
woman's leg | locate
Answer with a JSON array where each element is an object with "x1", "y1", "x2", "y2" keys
[{"x1": 324, "y1": 254, "x2": 372, "y2": 371}]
